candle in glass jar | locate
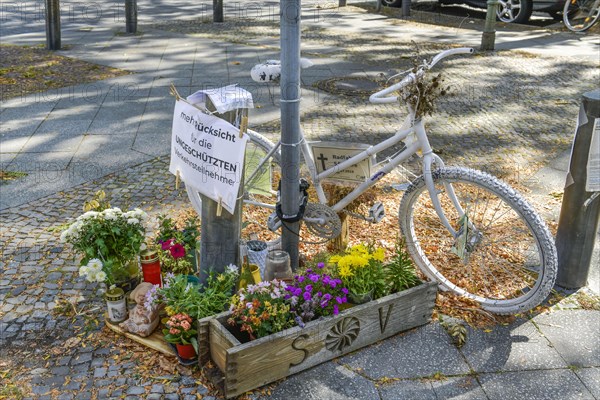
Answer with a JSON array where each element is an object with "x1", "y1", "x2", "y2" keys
[
  {"x1": 140, "y1": 249, "x2": 162, "y2": 286},
  {"x1": 265, "y1": 250, "x2": 292, "y2": 281}
]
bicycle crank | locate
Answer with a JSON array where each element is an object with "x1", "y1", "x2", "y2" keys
[{"x1": 303, "y1": 203, "x2": 342, "y2": 240}]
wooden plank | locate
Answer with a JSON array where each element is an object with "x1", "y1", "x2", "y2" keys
[
  {"x1": 209, "y1": 318, "x2": 239, "y2": 374},
  {"x1": 197, "y1": 311, "x2": 229, "y2": 365},
  {"x1": 210, "y1": 281, "x2": 437, "y2": 398},
  {"x1": 104, "y1": 317, "x2": 175, "y2": 356}
]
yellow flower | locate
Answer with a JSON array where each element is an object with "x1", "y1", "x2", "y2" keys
[
  {"x1": 338, "y1": 264, "x2": 354, "y2": 278},
  {"x1": 373, "y1": 247, "x2": 385, "y2": 262},
  {"x1": 329, "y1": 255, "x2": 342, "y2": 263},
  {"x1": 165, "y1": 306, "x2": 175, "y2": 316}
]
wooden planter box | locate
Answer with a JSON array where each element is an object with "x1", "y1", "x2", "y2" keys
[
  {"x1": 197, "y1": 311, "x2": 229, "y2": 365},
  {"x1": 209, "y1": 281, "x2": 437, "y2": 398}
]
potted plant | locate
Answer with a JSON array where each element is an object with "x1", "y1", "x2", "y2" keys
[
  {"x1": 162, "y1": 313, "x2": 198, "y2": 360},
  {"x1": 284, "y1": 264, "x2": 349, "y2": 325},
  {"x1": 61, "y1": 204, "x2": 148, "y2": 289},
  {"x1": 328, "y1": 244, "x2": 387, "y2": 304},
  {"x1": 227, "y1": 280, "x2": 295, "y2": 341},
  {"x1": 145, "y1": 267, "x2": 238, "y2": 364},
  {"x1": 155, "y1": 214, "x2": 200, "y2": 276}
]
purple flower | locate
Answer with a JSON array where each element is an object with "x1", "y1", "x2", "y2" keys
[
  {"x1": 294, "y1": 287, "x2": 302, "y2": 297},
  {"x1": 329, "y1": 280, "x2": 337, "y2": 288},
  {"x1": 316, "y1": 291, "x2": 323, "y2": 298},
  {"x1": 342, "y1": 296, "x2": 348, "y2": 303},
  {"x1": 317, "y1": 262, "x2": 325, "y2": 269},
  {"x1": 320, "y1": 300, "x2": 329, "y2": 308},
  {"x1": 309, "y1": 274, "x2": 319, "y2": 283},
  {"x1": 284, "y1": 294, "x2": 291, "y2": 300},
  {"x1": 305, "y1": 285, "x2": 313, "y2": 293},
  {"x1": 333, "y1": 305, "x2": 339, "y2": 315},
  {"x1": 336, "y1": 296, "x2": 343, "y2": 304},
  {"x1": 323, "y1": 275, "x2": 331, "y2": 284},
  {"x1": 323, "y1": 293, "x2": 332, "y2": 301},
  {"x1": 306, "y1": 269, "x2": 313, "y2": 274},
  {"x1": 295, "y1": 316, "x2": 306, "y2": 328},
  {"x1": 303, "y1": 292, "x2": 312, "y2": 301},
  {"x1": 298, "y1": 276, "x2": 305, "y2": 283},
  {"x1": 341, "y1": 287, "x2": 349, "y2": 295}
]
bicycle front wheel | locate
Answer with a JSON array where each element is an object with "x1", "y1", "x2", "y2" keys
[
  {"x1": 563, "y1": 0, "x2": 600, "y2": 32},
  {"x1": 399, "y1": 167, "x2": 557, "y2": 314}
]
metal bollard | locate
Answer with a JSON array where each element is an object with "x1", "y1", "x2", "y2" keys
[
  {"x1": 555, "y1": 89, "x2": 600, "y2": 288},
  {"x1": 125, "y1": 0, "x2": 137, "y2": 34},
  {"x1": 45, "y1": 0, "x2": 61, "y2": 50},
  {"x1": 402, "y1": 0, "x2": 411, "y2": 17}
]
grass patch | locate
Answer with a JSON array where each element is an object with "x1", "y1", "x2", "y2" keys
[
  {"x1": 0, "y1": 170, "x2": 28, "y2": 183},
  {"x1": 0, "y1": 44, "x2": 130, "y2": 101}
]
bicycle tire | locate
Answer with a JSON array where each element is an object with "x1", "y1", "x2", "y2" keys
[
  {"x1": 563, "y1": 0, "x2": 600, "y2": 32},
  {"x1": 399, "y1": 167, "x2": 557, "y2": 314},
  {"x1": 186, "y1": 130, "x2": 281, "y2": 216}
]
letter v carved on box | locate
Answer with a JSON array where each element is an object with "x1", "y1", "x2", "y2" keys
[{"x1": 378, "y1": 304, "x2": 394, "y2": 334}]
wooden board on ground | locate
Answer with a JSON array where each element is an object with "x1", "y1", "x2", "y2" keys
[{"x1": 105, "y1": 316, "x2": 175, "y2": 357}]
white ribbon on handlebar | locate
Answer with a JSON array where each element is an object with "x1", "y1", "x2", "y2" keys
[{"x1": 369, "y1": 47, "x2": 474, "y2": 104}]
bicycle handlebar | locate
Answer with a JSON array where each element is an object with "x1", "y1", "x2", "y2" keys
[{"x1": 369, "y1": 47, "x2": 474, "y2": 104}]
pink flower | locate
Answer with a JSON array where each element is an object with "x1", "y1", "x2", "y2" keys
[
  {"x1": 169, "y1": 328, "x2": 180, "y2": 335},
  {"x1": 161, "y1": 239, "x2": 173, "y2": 250},
  {"x1": 180, "y1": 320, "x2": 191, "y2": 330},
  {"x1": 170, "y1": 243, "x2": 186, "y2": 259}
]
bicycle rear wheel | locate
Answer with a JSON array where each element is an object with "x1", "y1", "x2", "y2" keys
[
  {"x1": 563, "y1": 0, "x2": 600, "y2": 32},
  {"x1": 399, "y1": 167, "x2": 557, "y2": 314}
]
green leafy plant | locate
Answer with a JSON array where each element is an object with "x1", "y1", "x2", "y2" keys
[
  {"x1": 61, "y1": 207, "x2": 147, "y2": 285},
  {"x1": 384, "y1": 238, "x2": 420, "y2": 294},
  {"x1": 146, "y1": 266, "x2": 238, "y2": 321}
]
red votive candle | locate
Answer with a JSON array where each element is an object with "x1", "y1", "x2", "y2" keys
[{"x1": 140, "y1": 249, "x2": 162, "y2": 286}]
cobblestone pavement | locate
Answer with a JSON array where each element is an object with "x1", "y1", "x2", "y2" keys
[{"x1": 1, "y1": 2, "x2": 600, "y2": 399}]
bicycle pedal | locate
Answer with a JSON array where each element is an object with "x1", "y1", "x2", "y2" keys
[
  {"x1": 369, "y1": 202, "x2": 385, "y2": 223},
  {"x1": 267, "y1": 212, "x2": 280, "y2": 232}
]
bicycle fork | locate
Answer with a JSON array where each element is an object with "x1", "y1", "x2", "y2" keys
[{"x1": 415, "y1": 120, "x2": 479, "y2": 262}]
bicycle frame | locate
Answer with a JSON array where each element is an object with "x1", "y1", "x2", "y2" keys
[{"x1": 246, "y1": 113, "x2": 463, "y2": 238}]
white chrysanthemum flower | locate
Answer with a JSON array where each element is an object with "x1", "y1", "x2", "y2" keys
[
  {"x1": 134, "y1": 208, "x2": 148, "y2": 220},
  {"x1": 59, "y1": 230, "x2": 68, "y2": 243},
  {"x1": 127, "y1": 218, "x2": 139, "y2": 225},
  {"x1": 79, "y1": 265, "x2": 89, "y2": 277},
  {"x1": 86, "y1": 272, "x2": 97, "y2": 283},
  {"x1": 104, "y1": 213, "x2": 117, "y2": 221},
  {"x1": 95, "y1": 271, "x2": 107, "y2": 282},
  {"x1": 225, "y1": 263, "x2": 238, "y2": 275},
  {"x1": 88, "y1": 258, "x2": 103, "y2": 272}
]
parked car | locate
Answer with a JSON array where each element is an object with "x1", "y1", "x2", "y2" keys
[{"x1": 382, "y1": 0, "x2": 566, "y2": 24}]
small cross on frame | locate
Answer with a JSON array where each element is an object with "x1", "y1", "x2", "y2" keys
[{"x1": 316, "y1": 153, "x2": 328, "y2": 171}]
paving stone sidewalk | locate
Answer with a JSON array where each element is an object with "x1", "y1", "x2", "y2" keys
[{"x1": 1, "y1": 1, "x2": 600, "y2": 399}]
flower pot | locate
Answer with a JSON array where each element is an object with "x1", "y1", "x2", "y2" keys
[
  {"x1": 209, "y1": 281, "x2": 438, "y2": 398},
  {"x1": 176, "y1": 343, "x2": 196, "y2": 360},
  {"x1": 347, "y1": 289, "x2": 374, "y2": 305}
]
